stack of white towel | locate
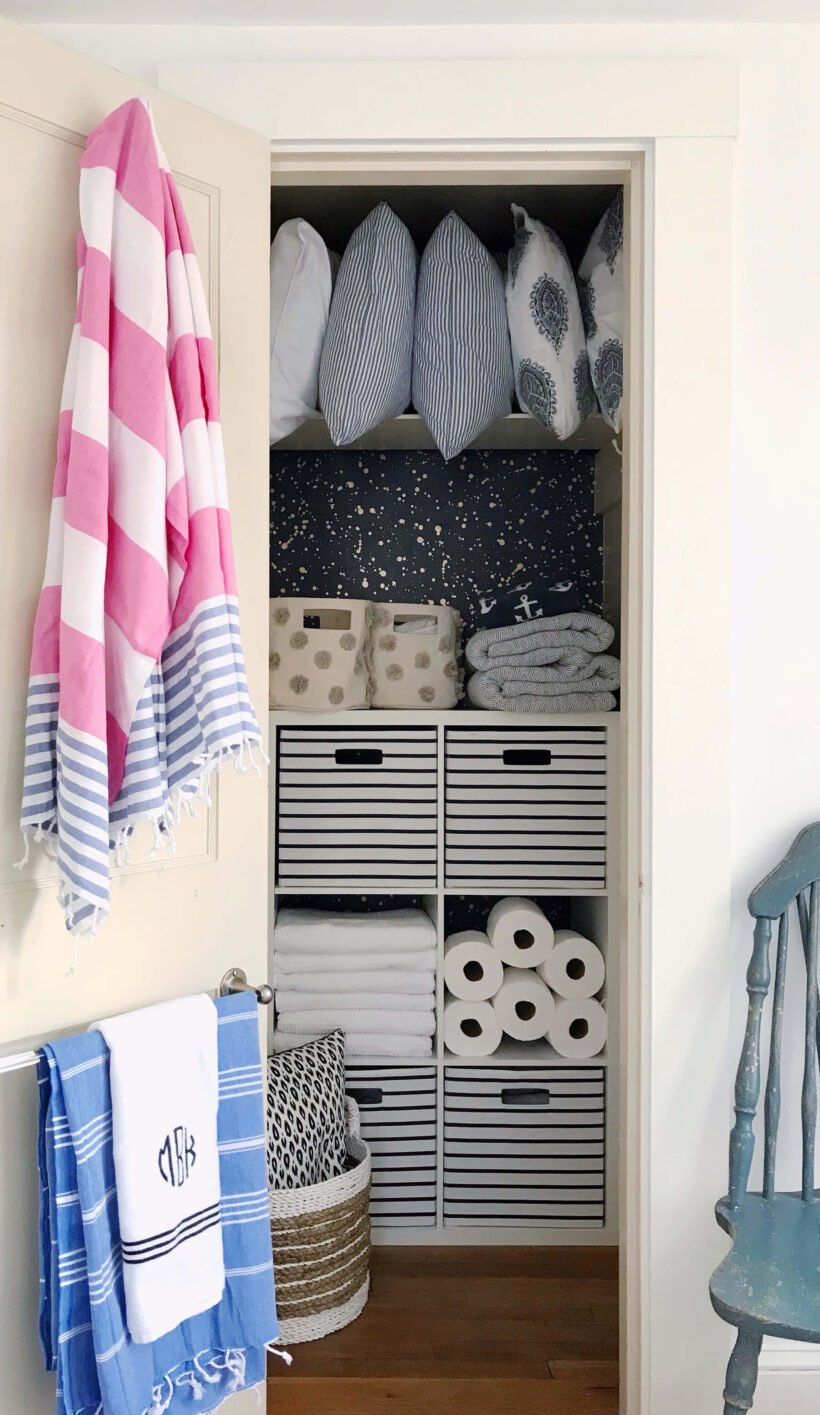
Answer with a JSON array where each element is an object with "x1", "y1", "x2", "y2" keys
[{"x1": 273, "y1": 906, "x2": 437, "y2": 1058}]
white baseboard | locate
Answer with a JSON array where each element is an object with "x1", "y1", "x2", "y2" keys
[
  {"x1": 761, "y1": 1338, "x2": 820, "y2": 1372},
  {"x1": 754, "y1": 1370, "x2": 820, "y2": 1414},
  {"x1": 754, "y1": 1340, "x2": 820, "y2": 1413}
]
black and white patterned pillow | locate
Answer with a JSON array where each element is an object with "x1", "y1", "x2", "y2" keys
[
  {"x1": 505, "y1": 204, "x2": 592, "y2": 441},
  {"x1": 266, "y1": 1030, "x2": 347, "y2": 1190},
  {"x1": 578, "y1": 190, "x2": 624, "y2": 433}
]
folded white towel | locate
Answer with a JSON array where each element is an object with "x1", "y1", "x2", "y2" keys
[
  {"x1": 274, "y1": 949, "x2": 435, "y2": 976},
  {"x1": 276, "y1": 989, "x2": 435, "y2": 1013},
  {"x1": 96, "y1": 995, "x2": 223, "y2": 1344},
  {"x1": 273, "y1": 907, "x2": 436, "y2": 955},
  {"x1": 273, "y1": 967, "x2": 435, "y2": 994},
  {"x1": 274, "y1": 1031, "x2": 434, "y2": 1058},
  {"x1": 276, "y1": 1009, "x2": 436, "y2": 1037}
]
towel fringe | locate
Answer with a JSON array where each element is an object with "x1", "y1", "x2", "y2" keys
[{"x1": 18, "y1": 734, "x2": 264, "y2": 944}]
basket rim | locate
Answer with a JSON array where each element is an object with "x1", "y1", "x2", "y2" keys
[{"x1": 269, "y1": 1134, "x2": 370, "y2": 1215}]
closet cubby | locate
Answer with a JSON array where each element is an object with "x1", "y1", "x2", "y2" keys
[{"x1": 269, "y1": 176, "x2": 623, "y2": 1244}]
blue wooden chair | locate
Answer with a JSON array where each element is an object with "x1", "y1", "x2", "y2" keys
[{"x1": 710, "y1": 823, "x2": 820, "y2": 1413}]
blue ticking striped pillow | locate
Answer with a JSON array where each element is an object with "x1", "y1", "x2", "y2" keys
[
  {"x1": 319, "y1": 203, "x2": 417, "y2": 445},
  {"x1": 412, "y1": 212, "x2": 513, "y2": 461}
]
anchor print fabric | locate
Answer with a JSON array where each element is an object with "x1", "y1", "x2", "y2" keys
[
  {"x1": 475, "y1": 576, "x2": 584, "y2": 630},
  {"x1": 505, "y1": 204, "x2": 594, "y2": 441}
]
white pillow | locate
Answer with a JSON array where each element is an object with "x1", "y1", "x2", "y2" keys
[
  {"x1": 269, "y1": 218, "x2": 333, "y2": 445},
  {"x1": 505, "y1": 204, "x2": 594, "y2": 441},
  {"x1": 578, "y1": 190, "x2": 624, "y2": 433}
]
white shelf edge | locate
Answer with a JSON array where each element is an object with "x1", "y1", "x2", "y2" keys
[
  {"x1": 272, "y1": 411, "x2": 616, "y2": 455},
  {"x1": 270, "y1": 707, "x2": 620, "y2": 727},
  {"x1": 442, "y1": 1044, "x2": 607, "y2": 1067}
]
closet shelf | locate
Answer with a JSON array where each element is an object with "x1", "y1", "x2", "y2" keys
[
  {"x1": 269, "y1": 708, "x2": 620, "y2": 728},
  {"x1": 272, "y1": 412, "x2": 616, "y2": 455}
]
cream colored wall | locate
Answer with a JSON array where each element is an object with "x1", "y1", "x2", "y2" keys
[{"x1": 0, "y1": 21, "x2": 271, "y2": 1413}]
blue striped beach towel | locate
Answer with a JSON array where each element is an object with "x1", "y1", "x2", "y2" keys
[{"x1": 37, "y1": 992, "x2": 278, "y2": 1415}]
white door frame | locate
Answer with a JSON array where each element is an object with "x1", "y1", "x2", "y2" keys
[{"x1": 161, "y1": 56, "x2": 738, "y2": 1415}]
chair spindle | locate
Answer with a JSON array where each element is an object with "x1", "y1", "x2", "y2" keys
[
  {"x1": 802, "y1": 882, "x2": 820, "y2": 1201},
  {"x1": 728, "y1": 916, "x2": 772, "y2": 1209},
  {"x1": 796, "y1": 888, "x2": 820, "y2": 1065},
  {"x1": 763, "y1": 910, "x2": 790, "y2": 1199}
]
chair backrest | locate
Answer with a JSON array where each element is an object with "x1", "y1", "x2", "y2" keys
[{"x1": 728, "y1": 823, "x2": 820, "y2": 1209}]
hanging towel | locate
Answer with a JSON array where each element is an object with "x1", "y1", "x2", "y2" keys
[
  {"x1": 272, "y1": 966, "x2": 435, "y2": 994},
  {"x1": 19, "y1": 97, "x2": 262, "y2": 937},
  {"x1": 96, "y1": 995, "x2": 223, "y2": 1344},
  {"x1": 273, "y1": 907, "x2": 436, "y2": 955},
  {"x1": 38, "y1": 992, "x2": 277, "y2": 1415}
]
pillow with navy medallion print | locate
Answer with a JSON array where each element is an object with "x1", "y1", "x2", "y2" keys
[
  {"x1": 319, "y1": 202, "x2": 417, "y2": 446},
  {"x1": 505, "y1": 204, "x2": 595, "y2": 441},
  {"x1": 266, "y1": 1029, "x2": 347, "y2": 1190},
  {"x1": 412, "y1": 211, "x2": 513, "y2": 461},
  {"x1": 578, "y1": 189, "x2": 624, "y2": 434}
]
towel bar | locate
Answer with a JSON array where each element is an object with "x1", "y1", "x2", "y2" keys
[{"x1": 0, "y1": 971, "x2": 274, "y2": 1076}]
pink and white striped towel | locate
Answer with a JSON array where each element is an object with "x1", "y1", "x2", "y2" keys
[{"x1": 19, "y1": 98, "x2": 262, "y2": 935}]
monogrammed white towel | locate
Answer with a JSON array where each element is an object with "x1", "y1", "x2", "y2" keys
[{"x1": 96, "y1": 994, "x2": 224, "y2": 1344}]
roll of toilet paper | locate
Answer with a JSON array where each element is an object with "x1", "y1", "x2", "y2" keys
[
  {"x1": 491, "y1": 968, "x2": 556, "y2": 1042},
  {"x1": 548, "y1": 998, "x2": 607, "y2": 1059},
  {"x1": 444, "y1": 931, "x2": 505, "y2": 1002},
  {"x1": 538, "y1": 929, "x2": 605, "y2": 1000},
  {"x1": 486, "y1": 897, "x2": 554, "y2": 968},
  {"x1": 443, "y1": 999, "x2": 503, "y2": 1057}
]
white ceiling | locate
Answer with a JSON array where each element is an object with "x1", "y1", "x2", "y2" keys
[{"x1": 10, "y1": 0, "x2": 820, "y2": 21}]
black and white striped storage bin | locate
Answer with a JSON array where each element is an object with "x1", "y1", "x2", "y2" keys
[
  {"x1": 443, "y1": 1065, "x2": 606, "y2": 1227},
  {"x1": 444, "y1": 724, "x2": 608, "y2": 889},
  {"x1": 345, "y1": 1065, "x2": 437, "y2": 1228},
  {"x1": 275, "y1": 725, "x2": 438, "y2": 887}
]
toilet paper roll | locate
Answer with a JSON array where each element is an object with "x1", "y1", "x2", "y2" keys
[
  {"x1": 444, "y1": 931, "x2": 505, "y2": 1002},
  {"x1": 538, "y1": 929, "x2": 605, "y2": 1000},
  {"x1": 491, "y1": 967, "x2": 556, "y2": 1042},
  {"x1": 443, "y1": 999, "x2": 503, "y2": 1057},
  {"x1": 548, "y1": 998, "x2": 607, "y2": 1059},
  {"x1": 486, "y1": 896, "x2": 555, "y2": 968}
]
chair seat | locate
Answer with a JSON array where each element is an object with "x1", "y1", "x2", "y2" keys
[{"x1": 710, "y1": 1192, "x2": 820, "y2": 1342}]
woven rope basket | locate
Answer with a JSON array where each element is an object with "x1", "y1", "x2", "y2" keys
[{"x1": 270, "y1": 1098, "x2": 371, "y2": 1344}]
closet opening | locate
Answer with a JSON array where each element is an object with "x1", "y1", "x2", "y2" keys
[{"x1": 267, "y1": 159, "x2": 634, "y2": 1415}]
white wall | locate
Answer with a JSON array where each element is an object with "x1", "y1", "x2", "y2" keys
[{"x1": 28, "y1": 16, "x2": 820, "y2": 1413}]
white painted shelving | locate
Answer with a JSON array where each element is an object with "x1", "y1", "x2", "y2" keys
[{"x1": 268, "y1": 708, "x2": 618, "y2": 1245}]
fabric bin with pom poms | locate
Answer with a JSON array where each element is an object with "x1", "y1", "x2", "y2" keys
[
  {"x1": 269, "y1": 597, "x2": 372, "y2": 711},
  {"x1": 369, "y1": 603, "x2": 463, "y2": 709}
]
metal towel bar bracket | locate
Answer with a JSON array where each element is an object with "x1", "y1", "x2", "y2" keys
[{"x1": 218, "y1": 967, "x2": 273, "y2": 1006}]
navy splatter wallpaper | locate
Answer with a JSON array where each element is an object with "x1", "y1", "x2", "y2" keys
[{"x1": 270, "y1": 449, "x2": 602, "y2": 639}]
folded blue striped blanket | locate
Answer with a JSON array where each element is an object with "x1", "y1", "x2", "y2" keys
[{"x1": 37, "y1": 992, "x2": 278, "y2": 1415}]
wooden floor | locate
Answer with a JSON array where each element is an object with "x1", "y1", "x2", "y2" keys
[{"x1": 268, "y1": 1246, "x2": 618, "y2": 1415}]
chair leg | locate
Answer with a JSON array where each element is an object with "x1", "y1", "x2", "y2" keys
[{"x1": 723, "y1": 1328, "x2": 763, "y2": 1414}]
